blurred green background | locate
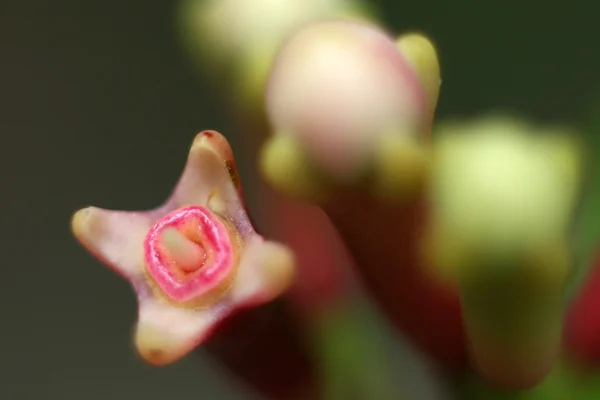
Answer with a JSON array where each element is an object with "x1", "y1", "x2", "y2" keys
[{"x1": 2, "y1": 1, "x2": 599, "y2": 399}]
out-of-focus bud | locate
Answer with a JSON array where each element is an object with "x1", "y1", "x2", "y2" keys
[
  {"x1": 396, "y1": 33, "x2": 441, "y2": 127},
  {"x1": 459, "y1": 363, "x2": 577, "y2": 399},
  {"x1": 260, "y1": 134, "x2": 333, "y2": 201},
  {"x1": 178, "y1": 0, "x2": 374, "y2": 104},
  {"x1": 263, "y1": 20, "x2": 432, "y2": 199},
  {"x1": 369, "y1": 33, "x2": 440, "y2": 201},
  {"x1": 429, "y1": 116, "x2": 582, "y2": 258},
  {"x1": 423, "y1": 115, "x2": 584, "y2": 389}
]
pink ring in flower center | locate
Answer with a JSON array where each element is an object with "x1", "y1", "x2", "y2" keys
[{"x1": 143, "y1": 206, "x2": 236, "y2": 304}]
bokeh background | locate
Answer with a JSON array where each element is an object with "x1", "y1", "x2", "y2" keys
[{"x1": 2, "y1": 1, "x2": 600, "y2": 399}]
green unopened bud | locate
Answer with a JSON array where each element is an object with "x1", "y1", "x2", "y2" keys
[
  {"x1": 260, "y1": 133, "x2": 333, "y2": 202},
  {"x1": 396, "y1": 33, "x2": 441, "y2": 127},
  {"x1": 425, "y1": 115, "x2": 584, "y2": 388}
]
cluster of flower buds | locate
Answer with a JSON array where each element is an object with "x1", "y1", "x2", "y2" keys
[
  {"x1": 71, "y1": 1, "x2": 599, "y2": 399},
  {"x1": 258, "y1": 16, "x2": 587, "y2": 392}
]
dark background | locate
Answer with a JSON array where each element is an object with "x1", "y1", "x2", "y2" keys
[{"x1": 2, "y1": 1, "x2": 599, "y2": 399}]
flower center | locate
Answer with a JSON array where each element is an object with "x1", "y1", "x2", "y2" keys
[
  {"x1": 161, "y1": 228, "x2": 208, "y2": 274},
  {"x1": 143, "y1": 206, "x2": 238, "y2": 305}
]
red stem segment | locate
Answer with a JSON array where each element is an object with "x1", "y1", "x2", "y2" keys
[
  {"x1": 322, "y1": 193, "x2": 468, "y2": 372},
  {"x1": 205, "y1": 299, "x2": 316, "y2": 400},
  {"x1": 565, "y1": 249, "x2": 600, "y2": 368}
]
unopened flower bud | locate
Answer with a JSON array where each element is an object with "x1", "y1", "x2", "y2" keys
[
  {"x1": 265, "y1": 20, "x2": 428, "y2": 185},
  {"x1": 424, "y1": 115, "x2": 584, "y2": 388}
]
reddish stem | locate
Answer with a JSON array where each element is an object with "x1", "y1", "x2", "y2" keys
[
  {"x1": 205, "y1": 299, "x2": 316, "y2": 400},
  {"x1": 564, "y1": 249, "x2": 600, "y2": 368},
  {"x1": 233, "y1": 111, "x2": 355, "y2": 315},
  {"x1": 322, "y1": 193, "x2": 468, "y2": 372},
  {"x1": 264, "y1": 189, "x2": 352, "y2": 314}
]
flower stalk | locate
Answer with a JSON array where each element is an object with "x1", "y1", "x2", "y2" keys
[{"x1": 261, "y1": 19, "x2": 469, "y2": 372}]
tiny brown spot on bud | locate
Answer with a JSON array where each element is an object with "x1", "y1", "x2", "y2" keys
[
  {"x1": 145, "y1": 348, "x2": 167, "y2": 365},
  {"x1": 225, "y1": 160, "x2": 240, "y2": 188}
]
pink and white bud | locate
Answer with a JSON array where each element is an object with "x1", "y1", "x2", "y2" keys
[{"x1": 266, "y1": 20, "x2": 427, "y2": 181}]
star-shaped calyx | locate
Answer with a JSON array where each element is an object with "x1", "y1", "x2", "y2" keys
[{"x1": 71, "y1": 130, "x2": 296, "y2": 365}]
